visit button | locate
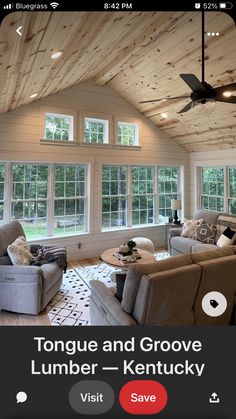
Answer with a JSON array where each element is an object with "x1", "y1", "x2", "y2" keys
[{"x1": 119, "y1": 380, "x2": 168, "y2": 415}]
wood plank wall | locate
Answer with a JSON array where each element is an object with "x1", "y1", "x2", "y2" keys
[{"x1": 0, "y1": 82, "x2": 189, "y2": 260}]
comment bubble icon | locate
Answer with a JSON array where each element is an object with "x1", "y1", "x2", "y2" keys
[{"x1": 16, "y1": 391, "x2": 27, "y2": 404}]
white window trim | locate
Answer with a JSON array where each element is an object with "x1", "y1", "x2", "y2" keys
[
  {"x1": 114, "y1": 115, "x2": 141, "y2": 149},
  {"x1": 83, "y1": 117, "x2": 109, "y2": 144},
  {"x1": 44, "y1": 112, "x2": 74, "y2": 142},
  {"x1": 40, "y1": 105, "x2": 77, "y2": 144},
  {"x1": 198, "y1": 166, "x2": 225, "y2": 213},
  {"x1": 117, "y1": 121, "x2": 139, "y2": 146}
]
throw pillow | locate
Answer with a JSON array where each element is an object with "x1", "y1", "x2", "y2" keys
[
  {"x1": 7, "y1": 236, "x2": 32, "y2": 265},
  {"x1": 115, "y1": 273, "x2": 127, "y2": 301},
  {"x1": 181, "y1": 218, "x2": 204, "y2": 238},
  {"x1": 193, "y1": 223, "x2": 217, "y2": 245},
  {"x1": 216, "y1": 214, "x2": 236, "y2": 242},
  {"x1": 217, "y1": 226, "x2": 236, "y2": 247}
]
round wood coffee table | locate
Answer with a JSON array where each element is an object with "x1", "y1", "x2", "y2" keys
[{"x1": 101, "y1": 247, "x2": 155, "y2": 269}]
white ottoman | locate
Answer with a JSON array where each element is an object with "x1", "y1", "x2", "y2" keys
[{"x1": 132, "y1": 237, "x2": 155, "y2": 253}]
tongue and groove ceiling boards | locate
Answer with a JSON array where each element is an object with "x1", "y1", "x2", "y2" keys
[{"x1": 0, "y1": 11, "x2": 235, "y2": 151}]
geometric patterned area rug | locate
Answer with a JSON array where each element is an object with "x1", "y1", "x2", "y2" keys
[{"x1": 46, "y1": 251, "x2": 170, "y2": 326}]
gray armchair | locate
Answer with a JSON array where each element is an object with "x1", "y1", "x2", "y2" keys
[{"x1": 0, "y1": 221, "x2": 64, "y2": 315}]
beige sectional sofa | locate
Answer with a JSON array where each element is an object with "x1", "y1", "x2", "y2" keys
[
  {"x1": 90, "y1": 247, "x2": 236, "y2": 326},
  {"x1": 169, "y1": 210, "x2": 236, "y2": 256}
]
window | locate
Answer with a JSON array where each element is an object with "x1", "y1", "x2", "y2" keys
[
  {"x1": 44, "y1": 113, "x2": 73, "y2": 141},
  {"x1": 131, "y1": 166, "x2": 154, "y2": 225},
  {"x1": 11, "y1": 164, "x2": 49, "y2": 238},
  {"x1": 200, "y1": 167, "x2": 224, "y2": 211},
  {"x1": 118, "y1": 122, "x2": 138, "y2": 145},
  {"x1": 0, "y1": 164, "x2": 5, "y2": 222},
  {"x1": 228, "y1": 167, "x2": 236, "y2": 214},
  {"x1": 84, "y1": 118, "x2": 108, "y2": 144},
  {"x1": 158, "y1": 167, "x2": 179, "y2": 221},
  {"x1": 54, "y1": 165, "x2": 87, "y2": 235},
  {"x1": 102, "y1": 166, "x2": 127, "y2": 229}
]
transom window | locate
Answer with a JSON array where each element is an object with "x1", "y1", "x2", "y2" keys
[
  {"x1": 84, "y1": 118, "x2": 108, "y2": 144},
  {"x1": 118, "y1": 122, "x2": 138, "y2": 146},
  {"x1": 54, "y1": 165, "x2": 87, "y2": 235},
  {"x1": 158, "y1": 167, "x2": 179, "y2": 221},
  {"x1": 131, "y1": 166, "x2": 154, "y2": 225},
  {"x1": 45, "y1": 113, "x2": 73, "y2": 141},
  {"x1": 0, "y1": 164, "x2": 5, "y2": 222},
  {"x1": 11, "y1": 164, "x2": 48, "y2": 238},
  {"x1": 102, "y1": 165, "x2": 127, "y2": 229},
  {"x1": 200, "y1": 167, "x2": 224, "y2": 211}
]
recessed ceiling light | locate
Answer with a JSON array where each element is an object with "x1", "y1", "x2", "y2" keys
[
  {"x1": 30, "y1": 93, "x2": 38, "y2": 98},
  {"x1": 51, "y1": 51, "x2": 62, "y2": 59},
  {"x1": 223, "y1": 91, "x2": 232, "y2": 97},
  {"x1": 160, "y1": 113, "x2": 168, "y2": 119}
]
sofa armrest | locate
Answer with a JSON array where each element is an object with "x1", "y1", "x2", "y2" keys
[
  {"x1": 169, "y1": 227, "x2": 182, "y2": 238},
  {"x1": 90, "y1": 280, "x2": 137, "y2": 326},
  {"x1": 0, "y1": 265, "x2": 42, "y2": 282}
]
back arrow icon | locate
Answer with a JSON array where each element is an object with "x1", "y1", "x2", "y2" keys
[{"x1": 16, "y1": 26, "x2": 22, "y2": 36}]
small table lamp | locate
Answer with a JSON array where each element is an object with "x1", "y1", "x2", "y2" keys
[{"x1": 171, "y1": 199, "x2": 182, "y2": 224}]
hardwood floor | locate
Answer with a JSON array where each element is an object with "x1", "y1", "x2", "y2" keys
[{"x1": 0, "y1": 257, "x2": 101, "y2": 326}]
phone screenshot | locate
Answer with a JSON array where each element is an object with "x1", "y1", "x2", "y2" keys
[{"x1": 0, "y1": 0, "x2": 235, "y2": 417}]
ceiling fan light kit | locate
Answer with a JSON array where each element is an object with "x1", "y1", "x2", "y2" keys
[{"x1": 141, "y1": 11, "x2": 236, "y2": 115}]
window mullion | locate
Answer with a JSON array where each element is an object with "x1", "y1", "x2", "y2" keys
[
  {"x1": 47, "y1": 163, "x2": 54, "y2": 236},
  {"x1": 127, "y1": 166, "x2": 132, "y2": 227}
]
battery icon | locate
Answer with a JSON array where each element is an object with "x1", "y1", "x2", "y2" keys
[{"x1": 219, "y1": 2, "x2": 233, "y2": 8}]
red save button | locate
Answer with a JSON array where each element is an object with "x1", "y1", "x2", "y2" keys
[{"x1": 119, "y1": 380, "x2": 168, "y2": 415}]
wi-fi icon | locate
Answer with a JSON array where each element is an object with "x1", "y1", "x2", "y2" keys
[{"x1": 50, "y1": 2, "x2": 59, "y2": 9}]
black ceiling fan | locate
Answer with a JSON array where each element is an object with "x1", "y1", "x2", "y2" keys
[{"x1": 140, "y1": 12, "x2": 236, "y2": 114}]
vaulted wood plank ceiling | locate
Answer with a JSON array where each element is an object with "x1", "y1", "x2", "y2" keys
[{"x1": 0, "y1": 11, "x2": 235, "y2": 152}]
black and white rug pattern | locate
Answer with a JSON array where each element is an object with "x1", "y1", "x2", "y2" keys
[{"x1": 46, "y1": 251, "x2": 170, "y2": 326}]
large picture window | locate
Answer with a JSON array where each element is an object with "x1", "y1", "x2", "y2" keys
[
  {"x1": 200, "y1": 167, "x2": 224, "y2": 211},
  {"x1": 44, "y1": 113, "x2": 73, "y2": 141},
  {"x1": 102, "y1": 165, "x2": 127, "y2": 229},
  {"x1": 0, "y1": 164, "x2": 5, "y2": 222},
  {"x1": 54, "y1": 165, "x2": 87, "y2": 235},
  {"x1": 11, "y1": 164, "x2": 48, "y2": 238},
  {"x1": 158, "y1": 167, "x2": 179, "y2": 221},
  {"x1": 131, "y1": 166, "x2": 154, "y2": 225}
]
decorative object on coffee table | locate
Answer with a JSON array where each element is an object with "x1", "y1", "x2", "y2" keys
[
  {"x1": 126, "y1": 239, "x2": 136, "y2": 253},
  {"x1": 132, "y1": 237, "x2": 154, "y2": 253},
  {"x1": 171, "y1": 199, "x2": 182, "y2": 225}
]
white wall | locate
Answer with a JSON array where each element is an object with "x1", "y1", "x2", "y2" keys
[
  {"x1": 189, "y1": 149, "x2": 236, "y2": 217},
  {"x1": 0, "y1": 82, "x2": 189, "y2": 260}
]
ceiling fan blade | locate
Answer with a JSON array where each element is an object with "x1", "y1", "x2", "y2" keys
[
  {"x1": 180, "y1": 74, "x2": 208, "y2": 92},
  {"x1": 139, "y1": 96, "x2": 190, "y2": 104},
  {"x1": 178, "y1": 101, "x2": 193, "y2": 113},
  {"x1": 215, "y1": 96, "x2": 236, "y2": 104},
  {"x1": 214, "y1": 82, "x2": 236, "y2": 97}
]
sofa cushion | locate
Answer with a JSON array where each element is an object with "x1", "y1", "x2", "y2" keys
[
  {"x1": 0, "y1": 221, "x2": 25, "y2": 257},
  {"x1": 171, "y1": 236, "x2": 197, "y2": 254},
  {"x1": 193, "y1": 223, "x2": 217, "y2": 244},
  {"x1": 7, "y1": 236, "x2": 32, "y2": 265},
  {"x1": 190, "y1": 246, "x2": 234, "y2": 263},
  {"x1": 194, "y1": 210, "x2": 220, "y2": 225},
  {"x1": 191, "y1": 243, "x2": 217, "y2": 252},
  {"x1": 122, "y1": 253, "x2": 192, "y2": 314}
]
